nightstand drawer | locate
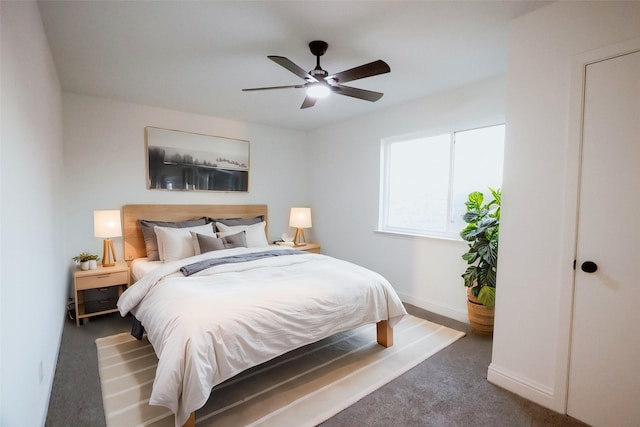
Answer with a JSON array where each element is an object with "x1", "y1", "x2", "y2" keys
[
  {"x1": 293, "y1": 243, "x2": 321, "y2": 254},
  {"x1": 76, "y1": 271, "x2": 128, "y2": 290}
]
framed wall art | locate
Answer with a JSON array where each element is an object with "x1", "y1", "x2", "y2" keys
[{"x1": 145, "y1": 127, "x2": 249, "y2": 192}]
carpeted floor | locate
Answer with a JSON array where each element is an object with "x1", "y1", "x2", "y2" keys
[{"x1": 46, "y1": 304, "x2": 588, "y2": 427}]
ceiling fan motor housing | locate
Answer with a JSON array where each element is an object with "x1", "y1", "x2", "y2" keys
[{"x1": 310, "y1": 68, "x2": 328, "y2": 81}]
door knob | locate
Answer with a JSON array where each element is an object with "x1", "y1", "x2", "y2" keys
[{"x1": 581, "y1": 261, "x2": 598, "y2": 273}]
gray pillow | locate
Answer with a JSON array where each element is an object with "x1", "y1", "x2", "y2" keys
[
  {"x1": 140, "y1": 217, "x2": 207, "y2": 261},
  {"x1": 210, "y1": 216, "x2": 263, "y2": 231},
  {"x1": 191, "y1": 231, "x2": 247, "y2": 255}
]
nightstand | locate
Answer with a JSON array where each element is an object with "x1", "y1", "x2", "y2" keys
[
  {"x1": 294, "y1": 242, "x2": 321, "y2": 254},
  {"x1": 73, "y1": 260, "x2": 129, "y2": 326}
]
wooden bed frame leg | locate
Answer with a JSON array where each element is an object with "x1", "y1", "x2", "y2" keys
[
  {"x1": 182, "y1": 412, "x2": 195, "y2": 427},
  {"x1": 376, "y1": 320, "x2": 393, "y2": 348}
]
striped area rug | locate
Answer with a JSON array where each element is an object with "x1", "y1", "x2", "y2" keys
[{"x1": 95, "y1": 315, "x2": 465, "y2": 426}]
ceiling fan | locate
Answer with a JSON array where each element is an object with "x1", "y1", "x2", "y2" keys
[{"x1": 242, "y1": 40, "x2": 390, "y2": 109}]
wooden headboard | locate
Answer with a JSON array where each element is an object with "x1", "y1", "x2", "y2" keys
[{"x1": 122, "y1": 204, "x2": 268, "y2": 261}]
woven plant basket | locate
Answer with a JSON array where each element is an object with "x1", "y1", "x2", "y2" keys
[{"x1": 466, "y1": 288, "x2": 495, "y2": 336}]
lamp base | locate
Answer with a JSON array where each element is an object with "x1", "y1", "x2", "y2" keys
[
  {"x1": 102, "y1": 239, "x2": 117, "y2": 267},
  {"x1": 293, "y1": 228, "x2": 306, "y2": 245}
]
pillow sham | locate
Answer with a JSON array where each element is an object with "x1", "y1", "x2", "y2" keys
[
  {"x1": 210, "y1": 216, "x2": 264, "y2": 229},
  {"x1": 190, "y1": 231, "x2": 247, "y2": 255},
  {"x1": 216, "y1": 221, "x2": 268, "y2": 247},
  {"x1": 140, "y1": 217, "x2": 207, "y2": 261},
  {"x1": 154, "y1": 223, "x2": 215, "y2": 262}
]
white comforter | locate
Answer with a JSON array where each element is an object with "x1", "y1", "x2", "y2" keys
[{"x1": 117, "y1": 246, "x2": 407, "y2": 426}]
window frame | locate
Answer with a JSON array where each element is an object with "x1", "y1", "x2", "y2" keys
[{"x1": 378, "y1": 123, "x2": 505, "y2": 240}]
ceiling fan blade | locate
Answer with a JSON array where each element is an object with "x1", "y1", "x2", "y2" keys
[
  {"x1": 332, "y1": 84, "x2": 384, "y2": 102},
  {"x1": 242, "y1": 84, "x2": 306, "y2": 92},
  {"x1": 327, "y1": 60, "x2": 390, "y2": 84},
  {"x1": 268, "y1": 56, "x2": 317, "y2": 82},
  {"x1": 300, "y1": 96, "x2": 317, "y2": 109}
]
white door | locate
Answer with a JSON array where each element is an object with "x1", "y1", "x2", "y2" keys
[{"x1": 567, "y1": 50, "x2": 640, "y2": 426}]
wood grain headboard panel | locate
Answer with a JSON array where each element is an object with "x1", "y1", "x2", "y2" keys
[{"x1": 122, "y1": 204, "x2": 268, "y2": 261}]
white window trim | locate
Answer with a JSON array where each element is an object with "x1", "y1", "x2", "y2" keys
[{"x1": 373, "y1": 228, "x2": 464, "y2": 243}]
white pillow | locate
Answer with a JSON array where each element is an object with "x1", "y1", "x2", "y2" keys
[
  {"x1": 154, "y1": 223, "x2": 215, "y2": 262},
  {"x1": 216, "y1": 221, "x2": 268, "y2": 247}
]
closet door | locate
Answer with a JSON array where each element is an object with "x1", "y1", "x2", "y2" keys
[{"x1": 567, "y1": 50, "x2": 640, "y2": 426}]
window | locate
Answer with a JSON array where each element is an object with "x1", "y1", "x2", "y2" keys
[{"x1": 379, "y1": 124, "x2": 505, "y2": 239}]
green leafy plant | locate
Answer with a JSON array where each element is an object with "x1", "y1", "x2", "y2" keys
[
  {"x1": 72, "y1": 252, "x2": 100, "y2": 262},
  {"x1": 460, "y1": 188, "x2": 501, "y2": 307}
]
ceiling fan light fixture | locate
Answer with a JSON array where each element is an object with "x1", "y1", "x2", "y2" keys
[
  {"x1": 307, "y1": 83, "x2": 330, "y2": 99},
  {"x1": 243, "y1": 41, "x2": 390, "y2": 109}
]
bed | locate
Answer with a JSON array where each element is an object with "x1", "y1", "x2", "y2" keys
[{"x1": 117, "y1": 204, "x2": 407, "y2": 427}]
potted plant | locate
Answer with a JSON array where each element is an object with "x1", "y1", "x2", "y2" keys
[
  {"x1": 73, "y1": 252, "x2": 100, "y2": 270},
  {"x1": 460, "y1": 188, "x2": 500, "y2": 335}
]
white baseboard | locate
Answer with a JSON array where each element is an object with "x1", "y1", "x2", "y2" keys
[
  {"x1": 398, "y1": 292, "x2": 468, "y2": 324},
  {"x1": 487, "y1": 363, "x2": 565, "y2": 413}
]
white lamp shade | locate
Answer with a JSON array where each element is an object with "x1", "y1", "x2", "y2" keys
[
  {"x1": 289, "y1": 207, "x2": 312, "y2": 228},
  {"x1": 94, "y1": 210, "x2": 122, "y2": 238}
]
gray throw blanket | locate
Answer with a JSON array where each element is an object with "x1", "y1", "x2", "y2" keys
[{"x1": 180, "y1": 249, "x2": 305, "y2": 276}]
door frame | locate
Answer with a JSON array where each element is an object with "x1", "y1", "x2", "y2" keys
[{"x1": 556, "y1": 36, "x2": 640, "y2": 414}]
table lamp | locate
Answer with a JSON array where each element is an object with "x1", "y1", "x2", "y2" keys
[
  {"x1": 94, "y1": 210, "x2": 122, "y2": 267},
  {"x1": 289, "y1": 207, "x2": 312, "y2": 246}
]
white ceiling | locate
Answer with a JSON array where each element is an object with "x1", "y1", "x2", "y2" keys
[{"x1": 38, "y1": 1, "x2": 549, "y2": 132}]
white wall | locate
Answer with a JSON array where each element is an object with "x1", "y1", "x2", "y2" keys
[
  {"x1": 489, "y1": 1, "x2": 640, "y2": 413},
  {"x1": 308, "y1": 75, "x2": 506, "y2": 322},
  {"x1": 62, "y1": 93, "x2": 310, "y2": 282},
  {"x1": 0, "y1": 2, "x2": 65, "y2": 425}
]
